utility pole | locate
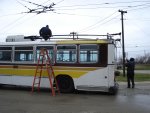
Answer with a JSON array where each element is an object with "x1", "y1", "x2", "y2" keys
[{"x1": 118, "y1": 10, "x2": 127, "y2": 77}]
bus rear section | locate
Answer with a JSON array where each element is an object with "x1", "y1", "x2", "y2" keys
[{"x1": 73, "y1": 43, "x2": 118, "y2": 94}]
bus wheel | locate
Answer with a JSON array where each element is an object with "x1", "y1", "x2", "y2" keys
[
  {"x1": 56, "y1": 75, "x2": 75, "y2": 93},
  {"x1": 109, "y1": 86, "x2": 118, "y2": 95}
]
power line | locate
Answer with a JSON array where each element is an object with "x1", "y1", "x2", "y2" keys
[
  {"x1": 127, "y1": 50, "x2": 150, "y2": 52},
  {"x1": 126, "y1": 18, "x2": 150, "y2": 21},
  {"x1": 0, "y1": 12, "x2": 23, "y2": 18},
  {"x1": 17, "y1": 0, "x2": 55, "y2": 14},
  {"x1": 78, "y1": 15, "x2": 120, "y2": 33},
  {"x1": 78, "y1": 11, "x2": 119, "y2": 33},
  {"x1": 53, "y1": 11, "x2": 100, "y2": 17},
  {"x1": 126, "y1": 19, "x2": 150, "y2": 38},
  {"x1": 126, "y1": 5, "x2": 150, "y2": 11},
  {"x1": 16, "y1": 0, "x2": 32, "y2": 11},
  {"x1": 55, "y1": 1, "x2": 150, "y2": 8},
  {"x1": 19, "y1": 0, "x2": 47, "y2": 7},
  {"x1": 0, "y1": 0, "x2": 57, "y2": 35},
  {"x1": 55, "y1": 0, "x2": 65, "y2": 4},
  {"x1": 54, "y1": 1, "x2": 150, "y2": 10},
  {"x1": 125, "y1": 45, "x2": 150, "y2": 48},
  {"x1": 0, "y1": 14, "x2": 28, "y2": 33}
]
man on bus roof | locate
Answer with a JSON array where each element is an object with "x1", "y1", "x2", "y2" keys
[{"x1": 39, "y1": 25, "x2": 52, "y2": 41}]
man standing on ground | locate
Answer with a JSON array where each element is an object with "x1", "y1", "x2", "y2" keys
[{"x1": 125, "y1": 58, "x2": 135, "y2": 88}]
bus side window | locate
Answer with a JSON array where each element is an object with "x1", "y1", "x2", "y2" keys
[
  {"x1": 14, "y1": 46, "x2": 33, "y2": 61},
  {"x1": 79, "y1": 45, "x2": 98, "y2": 63},
  {"x1": 56, "y1": 45, "x2": 76, "y2": 63},
  {"x1": 0, "y1": 47, "x2": 12, "y2": 61},
  {"x1": 36, "y1": 46, "x2": 54, "y2": 64}
]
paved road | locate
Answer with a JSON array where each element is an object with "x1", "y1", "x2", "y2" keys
[
  {"x1": 135, "y1": 70, "x2": 150, "y2": 74},
  {"x1": 119, "y1": 70, "x2": 150, "y2": 74},
  {"x1": 0, "y1": 82, "x2": 150, "y2": 113}
]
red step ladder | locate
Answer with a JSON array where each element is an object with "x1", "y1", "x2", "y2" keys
[{"x1": 31, "y1": 48, "x2": 60, "y2": 96}]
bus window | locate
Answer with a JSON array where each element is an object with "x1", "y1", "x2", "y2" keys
[
  {"x1": 0, "y1": 47, "x2": 12, "y2": 61},
  {"x1": 36, "y1": 46, "x2": 54, "y2": 63},
  {"x1": 79, "y1": 45, "x2": 98, "y2": 63},
  {"x1": 56, "y1": 45, "x2": 76, "y2": 63},
  {"x1": 14, "y1": 46, "x2": 33, "y2": 61}
]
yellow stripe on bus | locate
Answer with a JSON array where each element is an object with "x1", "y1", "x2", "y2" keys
[
  {"x1": 0, "y1": 65, "x2": 100, "y2": 71},
  {"x1": 57, "y1": 40, "x2": 108, "y2": 44},
  {"x1": 0, "y1": 68, "x2": 88, "y2": 78}
]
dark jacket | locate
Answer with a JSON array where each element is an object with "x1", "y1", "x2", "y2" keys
[
  {"x1": 126, "y1": 60, "x2": 135, "y2": 74},
  {"x1": 39, "y1": 27, "x2": 52, "y2": 40}
]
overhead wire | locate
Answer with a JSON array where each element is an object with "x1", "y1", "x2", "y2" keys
[
  {"x1": 0, "y1": 0, "x2": 55, "y2": 34},
  {"x1": 126, "y1": 17, "x2": 150, "y2": 38},
  {"x1": 125, "y1": 45, "x2": 150, "y2": 48},
  {"x1": 0, "y1": 12, "x2": 23, "y2": 18},
  {"x1": 52, "y1": 11, "x2": 102, "y2": 17},
  {"x1": 50, "y1": 0, "x2": 150, "y2": 26},
  {"x1": 17, "y1": 0, "x2": 55, "y2": 14},
  {"x1": 79, "y1": 14, "x2": 120, "y2": 33},
  {"x1": 1, "y1": 0, "x2": 149, "y2": 57},
  {"x1": 55, "y1": 1, "x2": 150, "y2": 8},
  {"x1": 54, "y1": 1, "x2": 150, "y2": 10},
  {"x1": 0, "y1": 13, "x2": 28, "y2": 33},
  {"x1": 55, "y1": 0, "x2": 65, "y2": 5},
  {"x1": 0, "y1": 0, "x2": 32, "y2": 18},
  {"x1": 1, "y1": 0, "x2": 150, "y2": 35},
  {"x1": 77, "y1": 11, "x2": 119, "y2": 33},
  {"x1": 16, "y1": 0, "x2": 32, "y2": 10},
  {"x1": 52, "y1": 1, "x2": 150, "y2": 20},
  {"x1": 126, "y1": 5, "x2": 150, "y2": 11},
  {"x1": 19, "y1": 0, "x2": 46, "y2": 7}
]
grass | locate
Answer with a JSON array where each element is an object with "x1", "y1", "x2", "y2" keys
[
  {"x1": 135, "y1": 64, "x2": 150, "y2": 70},
  {"x1": 118, "y1": 64, "x2": 150, "y2": 70},
  {"x1": 116, "y1": 73, "x2": 150, "y2": 82},
  {"x1": 116, "y1": 64, "x2": 150, "y2": 82}
]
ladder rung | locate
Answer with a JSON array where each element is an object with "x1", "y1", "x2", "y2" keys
[
  {"x1": 36, "y1": 65, "x2": 42, "y2": 67},
  {"x1": 33, "y1": 83, "x2": 40, "y2": 85},
  {"x1": 53, "y1": 87, "x2": 58, "y2": 90},
  {"x1": 47, "y1": 66, "x2": 52, "y2": 68},
  {"x1": 35, "y1": 77, "x2": 40, "y2": 79},
  {"x1": 39, "y1": 54, "x2": 44, "y2": 56}
]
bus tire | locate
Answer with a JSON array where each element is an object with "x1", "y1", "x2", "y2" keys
[
  {"x1": 108, "y1": 86, "x2": 118, "y2": 95},
  {"x1": 56, "y1": 75, "x2": 75, "y2": 93}
]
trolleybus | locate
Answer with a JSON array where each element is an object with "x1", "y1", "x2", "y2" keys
[{"x1": 0, "y1": 34, "x2": 119, "y2": 94}]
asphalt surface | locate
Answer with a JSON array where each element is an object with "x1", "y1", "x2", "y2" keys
[
  {"x1": 119, "y1": 70, "x2": 150, "y2": 74},
  {"x1": 135, "y1": 70, "x2": 150, "y2": 74},
  {"x1": 0, "y1": 82, "x2": 150, "y2": 113}
]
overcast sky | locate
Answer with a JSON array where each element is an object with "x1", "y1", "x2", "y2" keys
[{"x1": 0, "y1": 0, "x2": 150, "y2": 58}]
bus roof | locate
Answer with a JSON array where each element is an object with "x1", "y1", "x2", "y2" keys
[
  {"x1": 56, "y1": 39, "x2": 114, "y2": 44},
  {"x1": 0, "y1": 39, "x2": 114, "y2": 46}
]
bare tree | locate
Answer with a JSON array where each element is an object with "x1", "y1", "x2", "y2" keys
[{"x1": 117, "y1": 52, "x2": 150, "y2": 64}]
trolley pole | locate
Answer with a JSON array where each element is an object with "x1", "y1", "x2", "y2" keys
[
  {"x1": 70, "y1": 32, "x2": 77, "y2": 40},
  {"x1": 118, "y1": 10, "x2": 127, "y2": 77}
]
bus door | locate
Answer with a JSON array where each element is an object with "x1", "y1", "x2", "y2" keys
[{"x1": 107, "y1": 44, "x2": 115, "y2": 87}]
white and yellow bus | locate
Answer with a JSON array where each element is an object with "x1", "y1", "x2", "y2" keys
[{"x1": 0, "y1": 35, "x2": 118, "y2": 94}]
